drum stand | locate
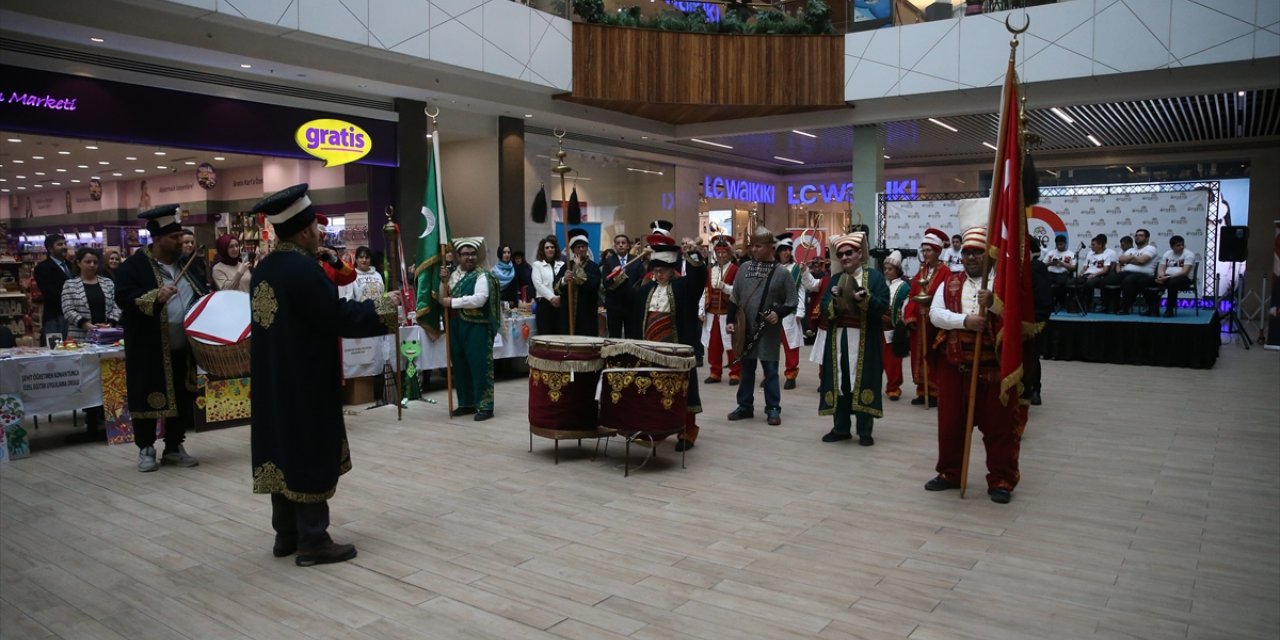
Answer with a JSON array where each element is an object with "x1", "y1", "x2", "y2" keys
[
  {"x1": 620, "y1": 428, "x2": 688, "y2": 477},
  {"x1": 529, "y1": 426, "x2": 617, "y2": 465}
]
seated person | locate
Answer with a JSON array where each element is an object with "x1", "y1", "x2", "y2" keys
[
  {"x1": 1075, "y1": 234, "x2": 1116, "y2": 312},
  {"x1": 1152, "y1": 235, "x2": 1196, "y2": 317},
  {"x1": 1042, "y1": 235, "x2": 1076, "y2": 308},
  {"x1": 1106, "y1": 228, "x2": 1159, "y2": 314}
]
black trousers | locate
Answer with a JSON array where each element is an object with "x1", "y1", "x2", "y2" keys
[
  {"x1": 535, "y1": 298, "x2": 559, "y2": 336},
  {"x1": 271, "y1": 493, "x2": 332, "y2": 548},
  {"x1": 134, "y1": 349, "x2": 195, "y2": 450},
  {"x1": 1162, "y1": 275, "x2": 1192, "y2": 309},
  {"x1": 1107, "y1": 271, "x2": 1155, "y2": 309}
]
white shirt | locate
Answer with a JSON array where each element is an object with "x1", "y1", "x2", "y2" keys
[
  {"x1": 1120, "y1": 244, "x2": 1159, "y2": 275},
  {"x1": 530, "y1": 260, "x2": 563, "y2": 301},
  {"x1": 709, "y1": 261, "x2": 735, "y2": 296},
  {"x1": 941, "y1": 247, "x2": 965, "y2": 272},
  {"x1": 339, "y1": 266, "x2": 385, "y2": 302},
  {"x1": 929, "y1": 271, "x2": 995, "y2": 330},
  {"x1": 1160, "y1": 249, "x2": 1196, "y2": 278},
  {"x1": 445, "y1": 268, "x2": 490, "y2": 309},
  {"x1": 1042, "y1": 247, "x2": 1075, "y2": 274},
  {"x1": 1083, "y1": 249, "x2": 1117, "y2": 278}
]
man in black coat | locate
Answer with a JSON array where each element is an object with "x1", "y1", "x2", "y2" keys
[
  {"x1": 114, "y1": 206, "x2": 208, "y2": 472},
  {"x1": 600, "y1": 233, "x2": 634, "y2": 338},
  {"x1": 249, "y1": 184, "x2": 399, "y2": 567},
  {"x1": 1022, "y1": 234, "x2": 1056, "y2": 406},
  {"x1": 34, "y1": 233, "x2": 72, "y2": 343},
  {"x1": 555, "y1": 228, "x2": 602, "y2": 336}
]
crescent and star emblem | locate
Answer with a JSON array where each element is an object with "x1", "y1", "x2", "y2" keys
[{"x1": 420, "y1": 205, "x2": 437, "y2": 238}]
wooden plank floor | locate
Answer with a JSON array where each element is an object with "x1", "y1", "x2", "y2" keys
[{"x1": 3, "y1": 344, "x2": 1277, "y2": 640}]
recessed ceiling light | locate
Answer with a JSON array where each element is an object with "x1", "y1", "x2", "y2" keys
[
  {"x1": 154, "y1": 151, "x2": 166, "y2": 156},
  {"x1": 34, "y1": 172, "x2": 45, "y2": 176},
  {"x1": 98, "y1": 161, "x2": 110, "y2": 165},
  {"x1": 982, "y1": 142, "x2": 998, "y2": 151},
  {"x1": 1125, "y1": 165, "x2": 1134, "y2": 173},
  {"x1": 111, "y1": 172, "x2": 122, "y2": 177},
  {"x1": 125, "y1": 156, "x2": 137, "y2": 161},
  {"x1": 85, "y1": 145, "x2": 98, "y2": 150},
  {"x1": 12, "y1": 159, "x2": 23, "y2": 164},
  {"x1": 790, "y1": 130, "x2": 817, "y2": 139},
  {"x1": 92, "y1": 176, "x2": 101, "y2": 180},
  {"x1": 1050, "y1": 107, "x2": 1075, "y2": 124},
  {"x1": 524, "y1": 114, "x2": 533, "y2": 118},
  {"x1": 56, "y1": 168, "x2": 66, "y2": 172},
  {"x1": 185, "y1": 161, "x2": 196, "y2": 165},
  {"x1": 1, "y1": 189, "x2": 7, "y2": 193},
  {"x1": 57, "y1": 151, "x2": 70, "y2": 155},
  {"x1": 7, "y1": 138, "x2": 20, "y2": 143},
  {"x1": 16, "y1": 186, "x2": 25, "y2": 190},
  {"x1": 33, "y1": 184, "x2": 43, "y2": 188},
  {"x1": 641, "y1": 136, "x2": 649, "y2": 140},
  {"x1": 1086, "y1": 134, "x2": 1102, "y2": 146},
  {"x1": 773, "y1": 155, "x2": 805, "y2": 165},
  {"x1": 0, "y1": 179, "x2": 5, "y2": 182},
  {"x1": 241, "y1": 64, "x2": 252, "y2": 69},
  {"x1": 90, "y1": 37, "x2": 104, "y2": 43},
  {"x1": 70, "y1": 179, "x2": 81, "y2": 183},
  {"x1": 51, "y1": 182, "x2": 61, "y2": 186},
  {"x1": 690, "y1": 138, "x2": 734, "y2": 149},
  {"x1": 134, "y1": 169, "x2": 145, "y2": 173},
  {"x1": 928, "y1": 118, "x2": 959, "y2": 133},
  {"x1": 31, "y1": 155, "x2": 44, "y2": 160},
  {"x1": 213, "y1": 156, "x2": 225, "y2": 161},
  {"x1": 883, "y1": 155, "x2": 891, "y2": 160},
  {"x1": 1237, "y1": 90, "x2": 1245, "y2": 97},
  {"x1": 15, "y1": 175, "x2": 25, "y2": 179},
  {"x1": 156, "y1": 165, "x2": 167, "y2": 170},
  {"x1": 77, "y1": 165, "x2": 88, "y2": 169}
]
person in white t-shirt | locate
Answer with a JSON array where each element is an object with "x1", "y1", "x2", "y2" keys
[
  {"x1": 1153, "y1": 235, "x2": 1196, "y2": 317},
  {"x1": 1075, "y1": 234, "x2": 1117, "y2": 312},
  {"x1": 1042, "y1": 236, "x2": 1076, "y2": 311},
  {"x1": 1106, "y1": 228, "x2": 1160, "y2": 314},
  {"x1": 940, "y1": 234, "x2": 965, "y2": 273}
]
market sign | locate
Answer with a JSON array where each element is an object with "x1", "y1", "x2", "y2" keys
[
  {"x1": 0, "y1": 89, "x2": 78, "y2": 111},
  {"x1": 295, "y1": 118, "x2": 372, "y2": 167}
]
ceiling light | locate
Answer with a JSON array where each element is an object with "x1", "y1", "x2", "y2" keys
[
  {"x1": 57, "y1": 151, "x2": 70, "y2": 155},
  {"x1": 111, "y1": 172, "x2": 122, "y2": 177},
  {"x1": 1086, "y1": 134, "x2": 1102, "y2": 146},
  {"x1": 32, "y1": 155, "x2": 44, "y2": 160},
  {"x1": 626, "y1": 167, "x2": 664, "y2": 176},
  {"x1": 883, "y1": 155, "x2": 891, "y2": 160},
  {"x1": 125, "y1": 156, "x2": 137, "y2": 161},
  {"x1": 85, "y1": 145, "x2": 98, "y2": 150},
  {"x1": 213, "y1": 156, "x2": 225, "y2": 161},
  {"x1": 92, "y1": 176, "x2": 101, "y2": 180},
  {"x1": 16, "y1": 186, "x2": 25, "y2": 190},
  {"x1": 690, "y1": 138, "x2": 734, "y2": 149},
  {"x1": 185, "y1": 161, "x2": 196, "y2": 165},
  {"x1": 134, "y1": 169, "x2": 145, "y2": 173},
  {"x1": 953, "y1": 178, "x2": 966, "y2": 184},
  {"x1": 0, "y1": 189, "x2": 7, "y2": 193},
  {"x1": 982, "y1": 142, "x2": 998, "y2": 151},
  {"x1": 524, "y1": 114, "x2": 533, "y2": 118},
  {"x1": 70, "y1": 179, "x2": 80, "y2": 183},
  {"x1": 773, "y1": 155, "x2": 805, "y2": 165},
  {"x1": 791, "y1": 130, "x2": 817, "y2": 139},
  {"x1": 156, "y1": 165, "x2": 167, "y2": 169},
  {"x1": 98, "y1": 161, "x2": 110, "y2": 165},
  {"x1": 641, "y1": 136, "x2": 649, "y2": 140},
  {"x1": 15, "y1": 175, "x2": 25, "y2": 179},
  {"x1": 12, "y1": 159, "x2": 23, "y2": 164},
  {"x1": 33, "y1": 184, "x2": 43, "y2": 188},
  {"x1": 154, "y1": 151, "x2": 166, "y2": 156},
  {"x1": 34, "y1": 172, "x2": 45, "y2": 176},
  {"x1": 77, "y1": 165, "x2": 88, "y2": 169},
  {"x1": 1125, "y1": 165, "x2": 1134, "y2": 173},
  {"x1": 0, "y1": 179, "x2": 5, "y2": 182},
  {"x1": 241, "y1": 64, "x2": 252, "y2": 69},
  {"x1": 51, "y1": 182, "x2": 61, "y2": 186},
  {"x1": 1045, "y1": 169, "x2": 1060, "y2": 177},
  {"x1": 928, "y1": 118, "x2": 959, "y2": 133},
  {"x1": 1237, "y1": 90, "x2": 1245, "y2": 97},
  {"x1": 1050, "y1": 107, "x2": 1075, "y2": 124},
  {"x1": 7, "y1": 138, "x2": 20, "y2": 143},
  {"x1": 56, "y1": 168, "x2": 66, "y2": 172},
  {"x1": 90, "y1": 37, "x2": 104, "y2": 43}
]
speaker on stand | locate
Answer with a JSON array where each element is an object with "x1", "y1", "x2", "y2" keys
[{"x1": 1218, "y1": 226, "x2": 1252, "y2": 349}]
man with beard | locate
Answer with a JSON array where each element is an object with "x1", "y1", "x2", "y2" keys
[
  {"x1": 555, "y1": 228, "x2": 601, "y2": 336},
  {"x1": 902, "y1": 228, "x2": 948, "y2": 407},
  {"x1": 726, "y1": 227, "x2": 798, "y2": 426}
]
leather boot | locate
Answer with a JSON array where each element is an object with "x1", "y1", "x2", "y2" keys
[{"x1": 295, "y1": 542, "x2": 357, "y2": 567}]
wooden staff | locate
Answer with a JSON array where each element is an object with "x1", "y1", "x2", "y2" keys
[
  {"x1": 552, "y1": 131, "x2": 574, "y2": 334},
  {"x1": 911, "y1": 283, "x2": 932, "y2": 411},
  {"x1": 442, "y1": 261, "x2": 455, "y2": 417},
  {"x1": 382, "y1": 209, "x2": 404, "y2": 421}
]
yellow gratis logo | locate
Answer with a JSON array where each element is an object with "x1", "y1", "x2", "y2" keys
[{"x1": 295, "y1": 119, "x2": 372, "y2": 167}]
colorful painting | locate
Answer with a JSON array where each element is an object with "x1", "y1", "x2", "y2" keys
[
  {"x1": 101, "y1": 358, "x2": 157, "y2": 445},
  {"x1": 204, "y1": 377, "x2": 251, "y2": 423},
  {"x1": 1, "y1": 394, "x2": 29, "y2": 460}
]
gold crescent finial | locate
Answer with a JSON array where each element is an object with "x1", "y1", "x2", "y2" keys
[
  {"x1": 424, "y1": 105, "x2": 440, "y2": 119},
  {"x1": 553, "y1": 128, "x2": 567, "y2": 140},
  {"x1": 1006, "y1": 14, "x2": 1030, "y2": 35}
]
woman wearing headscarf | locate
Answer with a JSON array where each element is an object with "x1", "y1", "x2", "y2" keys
[
  {"x1": 492, "y1": 244, "x2": 519, "y2": 304},
  {"x1": 211, "y1": 233, "x2": 252, "y2": 292}
]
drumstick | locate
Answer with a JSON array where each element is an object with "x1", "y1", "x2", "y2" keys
[{"x1": 174, "y1": 245, "x2": 207, "y2": 285}]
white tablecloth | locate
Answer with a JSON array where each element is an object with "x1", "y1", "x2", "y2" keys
[
  {"x1": 342, "y1": 315, "x2": 535, "y2": 378},
  {"x1": 0, "y1": 346, "x2": 124, "y2": 415}
]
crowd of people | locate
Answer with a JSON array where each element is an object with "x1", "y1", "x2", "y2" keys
[{"x1": 1049, "y1": 229, "x2": 1199, "y2": 317}]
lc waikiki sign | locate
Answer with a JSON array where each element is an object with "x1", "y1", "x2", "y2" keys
[
  {"x1": 703, "y1": 175, "x2": 917, "y2": 205},
  {"x1": 296, "y1": 119, "x2": 372, "y2": 167}
]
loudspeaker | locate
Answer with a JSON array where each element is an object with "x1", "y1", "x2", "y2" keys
[{"x1": 1219, "y1": 226, "x2": 1249, "y2": 262}]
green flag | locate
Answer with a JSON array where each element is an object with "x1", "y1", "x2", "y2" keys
[{"x1": 414, "y1": 132, "x2": 451, "y2": 338}]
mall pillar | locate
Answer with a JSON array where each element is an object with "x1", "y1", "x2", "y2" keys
[
  {"x1": 498, "y1": 116, "x2": 526, "y2": 256},
  {"x1": 394, "y1": 98, "x2": 429, "y2": 255},
  {"x1": 851, "y1": 124, "x2": 885, "y2": 248}
]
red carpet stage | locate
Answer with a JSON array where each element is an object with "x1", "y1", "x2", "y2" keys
[{"x1": 1042, "y1": 309, "x2": 1220, "y2": 369}]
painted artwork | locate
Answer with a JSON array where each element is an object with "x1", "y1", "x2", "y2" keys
[
  {"x1": 101, "y1": 358, "x2": 157, "y2": 445},
  {"x1": 203, "y1": 377, "x2": 251, "y2": 423},
  {"x1": 1, "y1": 394, "x2": 29, "y2": 461}
]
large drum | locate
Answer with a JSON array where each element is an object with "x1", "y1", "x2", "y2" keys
[
  {"x1": 599, "y1": 339, "x2": 696, "y2": 437},
  {"x1": 184, "y1": 291, "x2": 251, "y2": 377},
  {"x1": 527, "y1": 335, "x2": 606, "y2": 431}
]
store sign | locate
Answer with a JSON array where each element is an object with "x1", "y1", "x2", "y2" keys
[
  {"x1": 295, "y1": 118, "x2": 372, "y2": 167},
  {"x1": 786, "y1": 179, "x2": 918, "y2": 205},
  {"x1": 0, "y1": 90, "x2": 78, "y2": 111},
  {"x1": 667, "y1": 1, "x2": 720, "y2": 21},
  {"x1": 704, "y1": 175, "x2": 777, "y2": 204}
]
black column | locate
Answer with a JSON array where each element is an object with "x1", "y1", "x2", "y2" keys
[
  {"x1": 394, "y1": 99, "x2": 428, "y2": 262},
  {"x1": 498, "y1": 116, "x2": 526, "y2": 255}
]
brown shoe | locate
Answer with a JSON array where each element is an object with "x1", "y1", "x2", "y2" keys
[{"x1": 295, "y1": 542, "x2": 357, "y2": 567}]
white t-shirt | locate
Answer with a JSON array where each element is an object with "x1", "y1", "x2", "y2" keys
[
  {"x1": 1042, "y1": 248, "x2": 1075, "y2": 274},
  {"x1": 1120, "y1": 244, "x2": 1159, "y2": 275},
  {"x1": 941, "y1": 247, "x2": 965, "y2": 272},
  {"x1": 1160, "y1": 250, "x2": 1196, "y2": 278},
  {"x1": 1083, "y1": 249, "x2": 1117, "y2": 278}
]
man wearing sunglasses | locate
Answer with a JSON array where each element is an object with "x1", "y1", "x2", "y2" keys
[{"x1": 817, "y1": 232, "x2": 890, "y2": 446}]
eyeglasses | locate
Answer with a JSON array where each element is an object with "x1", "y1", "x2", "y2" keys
[
  {"x1": 836, "y1": 250, "x2": 856, "y2": 258},
  {"x1": 458, "y1": 251, "x2": 477, "y2": 258}
]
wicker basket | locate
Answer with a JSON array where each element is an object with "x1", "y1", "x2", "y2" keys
[{"x1": 189, "y1": 337, "x2": 251, "y2": 378}]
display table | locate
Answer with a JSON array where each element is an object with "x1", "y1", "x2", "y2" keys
[
  {"x1": 0, "y1": 345, "x2": 123, "y2": 415},
  {"x1": 342, "y1": 314, "x2": 536, "y2": 378}
]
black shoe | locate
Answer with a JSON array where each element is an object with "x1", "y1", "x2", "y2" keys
[
  {"x1": 858, "y1": 434, "x2": 875, "y2": 447},
  {"x1": 696, "y1": 357, "x2": 704, "y2": 368},
  {"x1": 924, "y1": 476, "x2": 960, "y2": 491},
  {"x1": 1030, "y1": 390, "x2": 1041, "y2": 406},
  {"x1": 674, "y1": 440, "x2": 694, "y2": 452},
  {"x1": 296, "y1": 542, "x2": 357, "y2": 567},
  {"x1": 821, "y1": 431, "x2": 852, "y2": 443},
  {"x1": 273, "y1": 536, "x2": 297, "y2": 558},
  {"x1": 727, "y1": 407, "x2": 754, "y2": 421},
  {"x1": 728, "y1": 378, "x2": 740, "y2": 386},
  {"x1": 910, "y1": 396, "x2": 926, "y2": 406},
  {"x1": 474, "y1": 410, "x2": 493, "y2": 421},
  {"x1": 704, "y1": 376, "x2": 720, "y2": 384},
  {"x1": 783, "y1": 379, "x2": 796, "y2": 390},
  {"x1": 927, "y1": 398, "x2": 937, "y2": 408},
  {"x1": 450, "y1": 406, "x2": 477, "y2": 417},
  {"x1": 766, "y1": 411, "x2": 781, "y2": 426},
  {"x1": 988, "y1": 488, "x2": 1012, "y2": 504}
]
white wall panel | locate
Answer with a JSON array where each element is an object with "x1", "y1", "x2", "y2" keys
[{"x1": 370, "y1": 0, "x2": 432, "y2": 49}]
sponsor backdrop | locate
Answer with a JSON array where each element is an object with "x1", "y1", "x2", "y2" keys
[{"x1": 883, "y1": 189, "x2": 1210, "y2": 290}]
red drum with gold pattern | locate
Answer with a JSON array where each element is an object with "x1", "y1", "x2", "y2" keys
[
  {"x1": 527, "y1": 335, "x2": 606, "y2": 431},
  {"x1": 598, "y1": 339, "x2": 695, "y2": 437}
]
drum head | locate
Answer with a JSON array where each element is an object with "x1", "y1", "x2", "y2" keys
[
  {"x1": 612, "y1": 338, "x2": 693, "y2": 356},
  {"x1": 185, "y1": 291, "x2": 251, "y2": 346},
  {"x1": 530, "y1": 335, "x2": 607, "y2": 348}
]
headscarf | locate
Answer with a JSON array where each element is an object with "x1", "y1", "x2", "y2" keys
[
  {"x1": 214, "y1": 233, "x2": 239, "y2": 267},
  {"x1": 492, "y1": 244, "x2": 515, "y2": 288}
]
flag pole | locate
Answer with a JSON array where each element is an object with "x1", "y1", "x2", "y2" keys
[
  {"x1": 960, "y1": 18, "x2": 1026, "y2": 499},
  {"x1": 426, "y1": 111, "x2": 456, "y2": 418},
  {"x1": 381, "y1": 207, "x2": 404, "y2": 421},
  {"x1": 552, "y1": 130, "x2": 574, "y2": 334}
]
